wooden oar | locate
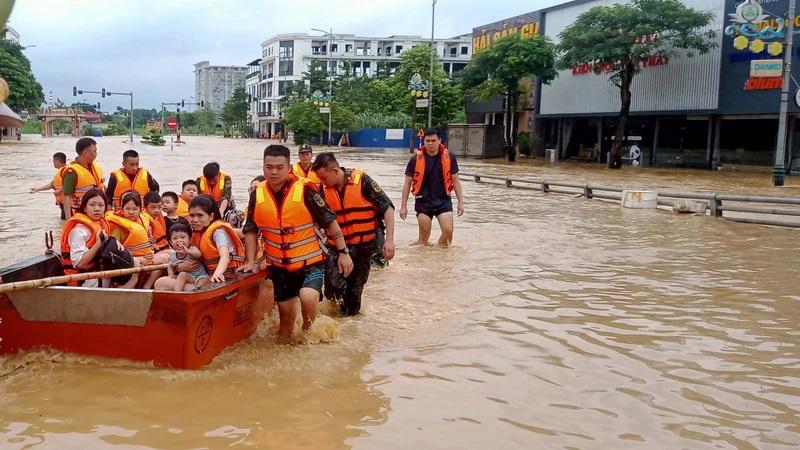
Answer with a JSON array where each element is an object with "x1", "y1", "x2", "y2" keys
[{"x1": 0, "y1": 263, "x2": 170, "y2": 294}]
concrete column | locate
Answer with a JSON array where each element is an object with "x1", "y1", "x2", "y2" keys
[
  {"x1": 706, "y1": 117, "x2": 714, "y2": 170},
  {"x1": 651, "y1": 118, "x2": 660, "y2": 166},
  {"x1": 712, "y1": 117, "x2": 721, "y2": 169}
]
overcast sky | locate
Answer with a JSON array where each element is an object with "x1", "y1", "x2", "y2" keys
[{"x1": 9, "y1": 0, "x2": 558, "y2": 110}]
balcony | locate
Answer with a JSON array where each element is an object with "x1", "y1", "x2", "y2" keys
[
  {"x1": 247, "y1": 72, "x2": 260, "y2": 80},
  {"x1": 257, "y1": 111, "x2": 268, "y2": 117}
]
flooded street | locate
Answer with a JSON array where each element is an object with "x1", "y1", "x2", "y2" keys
[{"x1": 0, "y1": 135, "x2": 798, "y2": 449}]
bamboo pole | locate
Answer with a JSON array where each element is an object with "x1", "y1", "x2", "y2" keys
[{"x1": 0, "y1": 263, "x2": 169, "y2": 294}]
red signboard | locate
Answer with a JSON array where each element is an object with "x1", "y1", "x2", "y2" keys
[
  {"x1": 743, "y1": 77, "x2": 783, "y2": 91},
  {"x1": 167, "y1": 118, "x2": 177, "y2": 129}
]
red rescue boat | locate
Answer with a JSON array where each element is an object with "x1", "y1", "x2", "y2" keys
[{"x1": 0, "y1": 254, "x2": 271, "y2": 369}]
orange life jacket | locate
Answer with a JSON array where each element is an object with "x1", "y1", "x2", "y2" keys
[
  {"x1": 145, "y1": 211, "x2": 169, "y2": 251},
  {"x1": 194, "y1": 220, "x2": 245, "y2": 274},
  {"x1": 177, "y1": 196, "x2": 191, "y2": 217},
  {"x1": 411, "y1": 145, "x2": 453, "y2": 197},
  {"x1": 53, "y1": 166, "x2": 67, "y2": 206},
  {"x1": 198, "y1": 171, "x2": 229, "y2": 203},
  {"x1": 66, "y1": 161, "x2": 105, "y2": 212},
  {"x1": 60, "y1": 212, "x2": 109, "y2": 276},
  {"x1": 111, "y1": 168, "x2": 150, "y2": 209},
  {"x1": 252, "y1": 176, "x2": 326, "y2": 271},
  {"x1": 291, "y1": 163, "x2": 321, "y2": 184},
  {"x1": 105, "y1": 211, "x2": 155, "y2": 257},
  {"x1": 323, "y1": 169, "x2": 377, "y2": 245}
]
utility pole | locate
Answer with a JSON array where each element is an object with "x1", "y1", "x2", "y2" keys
[
  {"x1": 313, "y1": 27, "x2": 336, "y2": 145},
  {"x1": 774, "y1": 2, "x2": 795, "y2": 186},
  {"x1": 428, "y1": 0, "x2": 437, "y2": 128}
]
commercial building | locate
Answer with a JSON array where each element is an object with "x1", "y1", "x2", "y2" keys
[
  {"x1": 248, "y1": 32, "x2": 473, "y2": 137},
  {"x1": 467, "y1": 0, "x2": 800, "y2": 171},
  {"x1": 193, "y1": 61, "x2": 248, "y2": 111}
]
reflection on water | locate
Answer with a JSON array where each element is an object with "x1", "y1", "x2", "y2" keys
[{"x1": 1, "y1": 136, "x2": 798, "y2": 449}]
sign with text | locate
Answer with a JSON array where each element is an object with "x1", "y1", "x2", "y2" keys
[
  {"x1": 319, "y1": 107, "x2": 331, "y2": 114},
  {"x1": 385, "y1": 129, "x2": 404, "y2": 140},
  {"x1": 415, "y1": 99, "x2": 429, "y2": 108},
  {"x1": 750, "y1": 59, "x2": 783, "y2": 77}
]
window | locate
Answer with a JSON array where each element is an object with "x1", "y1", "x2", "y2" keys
[
  {"x1": 395, "y1": 45, "x2": 402, "y2": 53},
  {"x1": 267, "y1": 82, "x2": 273, "y2": 97},
  {"x1": 461, "y1": 46, "x2": 468, "y2": 55},
  {"x1": 279, "y1": 60, "x2": 293, "y2": 76},
  {"x1": 385, "y1": 46, "x2": 391, "y2": 55},
  {"x1": 278, "y1": 40, "x2": 294, "y2": 59},
  {"x1": 267, "y1": 102, "x2": 272, "y2": 116},
  {"x1": 345, "y1": 44, "x2": 353, "y2": 53},
  {"x1": 450, "y1": 47, "x2": 457, "y2": 56},
  {"x1": 331, "y1": 43, "x2": 338, "y2": 52},
  {"x1": 278, "y1": 81, "x2": 286, "y2": 96}
]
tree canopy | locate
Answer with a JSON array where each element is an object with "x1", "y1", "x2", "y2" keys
[
  {"x1": 221, "y1": 87, "x2": 248, "y2": 136},
  {"x1": 0, "y1": 39, "x2": 44, "y2": 112},
  {"x1": 462, "y1": 34, "x2": 557, "y2": 160}
]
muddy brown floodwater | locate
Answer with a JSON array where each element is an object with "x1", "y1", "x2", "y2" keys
[{"x1": 0, "y1": 135, "x2": 798, "y2": 449}]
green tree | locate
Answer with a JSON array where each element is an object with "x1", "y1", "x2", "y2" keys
[
  {"x1": 462, "y1": 34, "x2": 556, "y2": 162},
  {"x1": 284, "y1": 101, "x2": 325, "y2": 145},
  {"x1": 220, "y1": 87, "x2": 248, "y2": 136},
  {"x1": 557, "y1": 0, "x2": 715, "y2": 168},
  {"x1": 0, "y1": 38, "x2": 44, "y2": 112},
  {"x1": 195, "y1": 107, "x2": 216, "y2": 135},
  {"x1": 70, "y1": 102, "x2": 97, "y2": 113},
  {"x1": 331, "y1": 103, "x2": 355, "y2": 131},
  {"x1": 390, "y1": 45, "x2": 464, "y2": 129}
]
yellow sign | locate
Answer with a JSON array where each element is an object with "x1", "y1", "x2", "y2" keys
[{"x1": 473, "y1": 21, "x2": 540, "y2": 52}]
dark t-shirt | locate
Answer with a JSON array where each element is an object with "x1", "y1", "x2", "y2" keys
[
  {"x1": 165, "y1": 216, "x2": 190, "y2": 232},
  {"x1": 404, "y1": 150, "x2": 459, "y2": 208},
  {"x1": 242, "y1": 180, "x2": 337, "y2": 235}
]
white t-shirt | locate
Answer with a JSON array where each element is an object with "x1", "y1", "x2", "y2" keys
[{"x1": 67, "y1": 223, "x2": 101, "y2": 287}]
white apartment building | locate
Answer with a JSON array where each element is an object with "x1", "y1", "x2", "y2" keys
[
  {"x1": 3, "y1": 26, "x2": 20, "y2": 43},
  {"x1": 248, "y1": 33, "x2": 472, "y2": 137},
  {"x1": 194, "y1": 61, "x2": 248, "y2": 112}
]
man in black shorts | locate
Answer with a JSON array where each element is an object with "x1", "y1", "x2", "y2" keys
[
  {"x1": 400, "y1": 128, "x2": 465, "y2": 247},
  {"x1": 241, "y1": 145, "x2": 353, "y2": 343}
]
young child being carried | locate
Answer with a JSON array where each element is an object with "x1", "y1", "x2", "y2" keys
[{"x1": 154, "y1": 223, "x2": 209, "y2": 292}]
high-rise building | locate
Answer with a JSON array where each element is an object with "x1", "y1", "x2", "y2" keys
[
  {"x1": 247, "y1": 33, "x2": 473, "y2": 137},
  {"x1": 194, "y1": 61, "x2": 248, "y2": 111}
]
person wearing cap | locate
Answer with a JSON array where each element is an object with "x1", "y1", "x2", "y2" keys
[{"x1": 291, "y1": 144, "x2": 322, "y2": 186}]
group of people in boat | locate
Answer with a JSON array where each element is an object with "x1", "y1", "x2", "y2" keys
[{"x1": 30, "y1": 128, "x2": 465, "y2": 342}]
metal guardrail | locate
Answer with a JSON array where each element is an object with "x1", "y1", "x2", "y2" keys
[{"x1": 460, "y1": 172, "x2": 800, "y2": 228}]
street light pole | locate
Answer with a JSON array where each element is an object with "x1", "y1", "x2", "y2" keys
[
  {"x1": 774, "y1": 3, "x2": 795, "y2": 186},
  {"x1": 313, "y1": 27, "x2": 336, "y2": 145},
  {"x1": 428, "y1": 0, "x2": 437, "y2": 128}
]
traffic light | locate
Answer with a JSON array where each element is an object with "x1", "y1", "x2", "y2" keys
[
  {"x1": 200, "y1": 100, "x2": 204, "y2": 107},
  {"x1": 97, "y1": 102, "x2": 101, "y2": 109},
  {"x1": 101, "y1": 88, "x2": 106, "y2": 98},
  {"x1": 73, "y1": 86, "x2": 77, "y2": 96},
  {"x1": 181, "y1": 100, "x2": 185, "y2": 108}
]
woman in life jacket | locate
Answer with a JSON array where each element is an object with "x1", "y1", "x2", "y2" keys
[
  {"x1": 106, "y1": 190, "x2": 169, "y2": 288},
  {"x1": 187, "y1": 195, "x2": 245, "y2": 283},
  {"x1": 60, "y1": 188, "x2": 135, "y2": 288}
]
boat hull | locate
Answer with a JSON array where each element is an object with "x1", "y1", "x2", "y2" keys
[{"x1": 0, "y1": 255, "x2": 271, "y2": 369}]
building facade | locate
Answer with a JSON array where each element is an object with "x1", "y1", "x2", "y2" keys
[
  {"x1": 193, "y1": 61, "x2": 248, "y2": 112},
  {"x1": 249, "y1": 32, "x2": 473, "y2": 137},
  {"x1": 468, "y1": 0, "x2": 800, "y2": 171},
  {"x1": 3, "y1": 25, "x2": 19, "y2": 43}
]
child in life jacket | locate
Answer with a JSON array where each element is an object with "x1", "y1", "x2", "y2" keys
[{"x1": 154, "y1": 223, "x2": 209, "y2": 292}]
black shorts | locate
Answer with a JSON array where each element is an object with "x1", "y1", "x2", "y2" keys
[
  {"x1": 270, "y1": 264, "x2": 325, "y2": 302},
  {"x1": 415, "y1": 198, "x2": 453, "y2": 218}
]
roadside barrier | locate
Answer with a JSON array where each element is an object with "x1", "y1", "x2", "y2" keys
[{"x1": 460, "y1": 172, "x2": 800, "y2": 228}]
